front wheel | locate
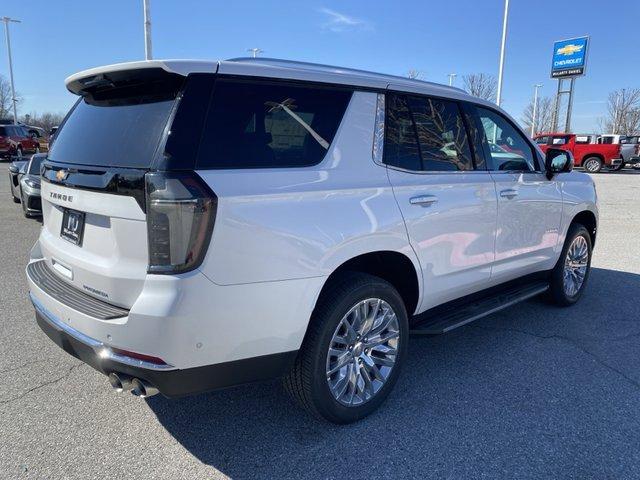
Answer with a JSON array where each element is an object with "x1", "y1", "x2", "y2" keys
[
  {"x1": 284, "y1": 272, "x2": 408, "y2": 424},
  {"x1": 583, "y1": 156, "x2": 603, "y2": 173},
  {"x1": 548, "y1": 224, "x2": 593, "y2": 306}
]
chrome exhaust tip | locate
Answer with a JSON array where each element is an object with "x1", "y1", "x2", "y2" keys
[
  {"x1": 108, "y1": 372, "x2": 133, "y2": 393},
  {"x1": 130, "y1": 378, "x2": 159, "y2": 398}
]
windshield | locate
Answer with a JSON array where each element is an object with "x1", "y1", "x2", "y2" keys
[{"x1": 28, "y1": 156, "x2": 43, "y2": 174}]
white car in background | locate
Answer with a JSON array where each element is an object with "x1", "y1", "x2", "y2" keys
[{"x1": 27, "y1": 58, "x2": 598, "y2": 423}]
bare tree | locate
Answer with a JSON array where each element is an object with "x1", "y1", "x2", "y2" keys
[
  {"x1": 20, "y1": 111, "x2": 65, "y2": 133},
  {"x1": 521, "y1": 96, "x2": 555, "y2": 136},
  {"x1": 599, "y1": 88, "x2": 640, "y2": 135},
  {"x1": 462, "y1": 73, "x2": 497, "y2": 101},
  {"x1": 0, "y1": 74, "x2": 22, "y2": 119}
]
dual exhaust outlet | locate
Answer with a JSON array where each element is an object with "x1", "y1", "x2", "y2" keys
[{"x1": 108, "y1": 372, "x2": 159, "y2": 398}]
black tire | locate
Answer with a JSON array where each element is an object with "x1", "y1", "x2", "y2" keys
[
  {"x1": 610, "y1": 161, "x2": 625, "y2": 172},
  {"x1": 284, "y1": 272, "x2": 409, "y2": 424},
  {"x1": 12, "y1": 194, "x2": 20, "y2": 203},
  {"x1": 548, "y1": 223, "x2": 593, "y2": 307},
  {"x1": 582, "y1": 156, "x2": 603, "y2": 173}
]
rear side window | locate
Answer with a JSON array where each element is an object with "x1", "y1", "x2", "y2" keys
[
  {"x1": 384, "y1": 93, "x2": 475, "y2": 171},
  {"x1": 384, "y1": 94, "x2": 422, "y2": 171},
  {"x1": 406, "y1": 96, "x2": 474, "y2": 171},
  {"x1": 196, "y1": 80, "x2": 352, "y2": 169}
]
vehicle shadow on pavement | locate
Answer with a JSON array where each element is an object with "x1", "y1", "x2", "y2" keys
[{"x1": 146, "y1": 267, "x2": 640, "y2": 479}]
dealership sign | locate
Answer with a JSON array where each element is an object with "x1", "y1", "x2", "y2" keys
[{"x1": 551, "y1": 36, "x2": 589, "y2": 78}]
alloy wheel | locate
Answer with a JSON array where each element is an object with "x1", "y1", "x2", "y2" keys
[
  {"x1": 563, "y1": 235, "x2": 589, "y2": 297},
  {"x1": 584, "y1": 159, "x2": 600, "y2": 172},
  {"x1": 325, "y1": 298, "x2": 400, "y2": 406}
]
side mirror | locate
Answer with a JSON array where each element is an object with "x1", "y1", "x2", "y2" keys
[{"x1": 545, "y1": 148, "x2": 573, "y2": 180}]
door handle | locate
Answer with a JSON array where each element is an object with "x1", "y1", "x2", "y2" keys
[
  {"x1": 500, "y1": 189, "x2": 518, "y2": 199},
  {"x1": 410, "y1": 195, "x2": 438, "y2": 206}
]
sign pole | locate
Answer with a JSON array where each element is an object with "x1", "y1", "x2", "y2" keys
[
  {"x1": 552, "y1": 79, "x2": 561, "y2": 132},
  {"x1": 565, "y1": 77, "x2": 575, "y2": 133}
]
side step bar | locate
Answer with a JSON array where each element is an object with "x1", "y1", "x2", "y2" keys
[{"x1": 410, "y1": 281, "x2": 549, "y2": 335}]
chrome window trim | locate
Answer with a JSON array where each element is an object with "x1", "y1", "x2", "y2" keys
[
  {"x1": 384, "y1": 164, "x2": 493, "y2": 175},
  {"x1": 372, "y1": 93, "x2": 385, "y2": 165},
  {"x1": 30, "y1": 292, "x2": 177, "y2": 371}
]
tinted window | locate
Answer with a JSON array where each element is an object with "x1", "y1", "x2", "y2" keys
[
  {"x1": 600, "y1": 137, "x2": 614, "y2": 144},
  {"x1": 28, "y1": 156, "x2": 43, "y2": 174},
  {"x1": 196, "y1": 80, "x2": 351, "y2": 169},
  {"x1": 48, "y1": 74, "x2": 184, "y2": 168},
  {"x1": 0, "y1": 126, "x2": 6, "y2": 136},
  {"x1": 384, "y1": 94, "x2": 421, "y2": 171},
  {"x1": 407, "y1": 96, "x2": 473, "y2": 171},
  {"x1": 535, "y1": 136, "x2": 549, "y2": 145},
  {"x1": 475, "y1": 107, "x2": 536, "y2": 171}
]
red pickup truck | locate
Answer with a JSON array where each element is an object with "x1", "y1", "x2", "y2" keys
[{"x1": 533, "y1": 133, "x2": 622, "y2": 173}]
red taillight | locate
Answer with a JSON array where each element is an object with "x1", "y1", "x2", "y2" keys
[{"x1": 145, "y1": 171, "x2": 217, "y2": 274}]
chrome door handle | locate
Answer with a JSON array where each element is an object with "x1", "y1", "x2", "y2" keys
[
  {"x1": 500, "y1": 189, "x2": 518, "y2": 199},
  {"x1": 410, "y1": 195, "x2": 438, "y2": 206}
]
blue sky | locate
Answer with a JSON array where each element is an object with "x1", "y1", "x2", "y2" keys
[{"x1": 2, "y1": 0, "x2": 638, "y2": 132}]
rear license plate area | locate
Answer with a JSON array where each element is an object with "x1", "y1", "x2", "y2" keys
[{"x1": 60, "y1": 208, "x2": 85, "y2": 246}]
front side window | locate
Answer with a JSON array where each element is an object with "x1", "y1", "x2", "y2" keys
[
  {"x1": 196, "y1": 80, "x2": 352, "y2": 169},
  {"x1": 475, "y1": 107, "x2": 536, "y2": 171},
  {"x1": 406, "y1": 96, "x2": 474, "y2": 171}
]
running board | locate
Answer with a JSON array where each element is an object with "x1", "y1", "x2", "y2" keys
[{"x1": 409, "y1": 281, "x2": 549, "y2": 335}]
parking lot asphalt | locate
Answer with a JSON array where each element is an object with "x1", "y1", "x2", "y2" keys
[{"x1": 1, "y1": 168, "x2": 639, "y2": 480}]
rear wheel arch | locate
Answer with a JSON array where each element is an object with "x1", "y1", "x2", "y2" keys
[{"x1": 315, "y1": 251, "x2": 421, "y2": 319}]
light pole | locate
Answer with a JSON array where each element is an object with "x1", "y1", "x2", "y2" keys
[
  {"x1": 247, "y1": 48, "x2": 263, "y2": 58},
  {"x1": 448, "y1": 73, "x2": 457, "y2": 86},
  {"x1": 531, "y1": 83, "x2": 543, "y2": 137},
  {"x1": 2, "y1": 16, "x2": 20, "y2": 123},
  {"x1": 495, "y1": 0, "x2": 509, "y2": 106},
  {"x1": 143, "y1": 0, "x2": 152, "y2": 60}
]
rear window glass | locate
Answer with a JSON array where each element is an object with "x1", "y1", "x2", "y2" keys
[
  {"x1": 48, "y1": 73, "x2": 183, "y2": 169},
  {"x1": 196, "y1": 80, "x2": 352, "y2": 169}
]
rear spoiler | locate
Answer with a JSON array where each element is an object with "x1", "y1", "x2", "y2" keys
[{"x1": 65, "y1": 60, "x2": 219, "y2": 96}]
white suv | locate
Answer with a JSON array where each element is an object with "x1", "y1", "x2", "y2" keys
[{"x1": 27, "y1": 58, "x2": 598, "y2": 423}]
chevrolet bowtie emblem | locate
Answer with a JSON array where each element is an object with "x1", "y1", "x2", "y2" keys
[{"x1": 56, "y1": 169, "x2": 68, "y2": 182}]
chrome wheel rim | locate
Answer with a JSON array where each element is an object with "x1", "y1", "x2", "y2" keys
[
  {"x1": 585, "y1": 159, "x2": 599, "y2": 172},
  {"x1": 563, "y1": 235, "x2": 589, "y2": 297},
  {"x1": 325, "y1": 298, "x2": 400, "y2": 406}
]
